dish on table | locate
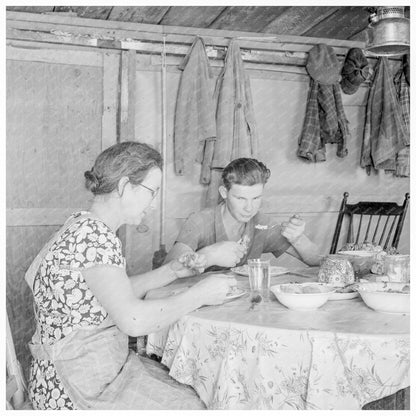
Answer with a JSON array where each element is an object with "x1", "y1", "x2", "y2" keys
[
  {"x1": 225, "y1": 287, "x2": 247, "y2": 301},
  {"x1": 270, "y1": 282, "x2": 335, "y2": 311},
  {"x1": 231, "y1": 265, "x2": 289, "y2": 277},
  {"x1": 328, "y1": 291, "x2": 359, "y2": 300},
  {"x1": 324, "y1": 284, "x2": 359, "y2": 301},
  {"x1": 355, "y1": 282, "x2": 410, "y2": 314},
  {"x1": 336, "y1": 250, "x2": 378, "y2": 277}
]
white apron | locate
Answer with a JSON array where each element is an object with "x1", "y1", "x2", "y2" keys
[{"x1": 25, "y1": 213, "x2": 205, "y2": 410}]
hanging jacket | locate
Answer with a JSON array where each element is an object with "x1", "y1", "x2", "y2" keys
[
  {"x1": 361, "y1": 58, "x2": 408, "y2": 173},
  {"x1": 393, "y1": 66, "x2": 410, "y2": 177},
  {"x1": 174, "y1": 37, "x2": 216, "y2": 177},
  {"x1": 205, "y1": 39, "x2": 259, "y2": 207},
  {"x1": 297, "y1": 80, "x2": 349, "y2": 162}
]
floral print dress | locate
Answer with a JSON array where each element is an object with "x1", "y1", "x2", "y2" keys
[{"x1": 28, "y1": 212, "x2": 125, "y2": 410}]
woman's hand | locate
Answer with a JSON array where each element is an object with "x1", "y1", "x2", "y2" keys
[
  {"x1": 199, "y1": 241, "x2": 245, "y2": 268},
  {"x1": 168, "y1": 252, "x2": 207, "y2": 278},
  {"x1": 191, "y1": 274, "x2": 237, "y2": 306},
  {"x1": 281, "y1": 214, "x2": 305, "y2": 245}
]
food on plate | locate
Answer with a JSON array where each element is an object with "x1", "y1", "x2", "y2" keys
[
  {"x1": 279, "y1": 283, "x2": 327, "y2": 294},
  {"x1": 340, "y1": 242, "x2": 397, "y2": 254},
  {"x1": 227, "y1": 285, "x2": 240, "y2": 296},
  {"x1": 301, "y1": 285, "x2": 321, "y2": 294},
  {"x1": 280, "y1": 284, "x2": 302, "y2": 294},
  {"x1": 178, "y1": 252, "x2": 203, "y2": 273},
  {"x1": 238, "y1": 235, "x2": 251, "y2": 253},
  {"x1": 334, "y1": 284, "x2": 356, "y2": 293}
]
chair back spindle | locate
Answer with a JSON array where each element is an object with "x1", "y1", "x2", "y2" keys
[
  {"x1": 355, "y1": 214, "x2": 363, "y2": 245},
  {"x1": 330, "y1": 192, "x2": 409, "y2": 254},
  {"x1": 363, "y1": 215, "x2": 373, "y2": 243}
]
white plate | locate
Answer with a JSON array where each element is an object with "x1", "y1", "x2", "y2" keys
[
  {"x1": 225, "y1": 289, "x2": 247, "y2": 301},
  {"x1": 231, "y1": 265, "x2": 289, "y2": 277},
  {"x1": 328, "y1": 291, "x2": 359, "y2": 301}
]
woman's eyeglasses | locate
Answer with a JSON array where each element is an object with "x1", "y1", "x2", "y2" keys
[{"x1": 139, "y1": 183, "x2": 159, "y2": 199}]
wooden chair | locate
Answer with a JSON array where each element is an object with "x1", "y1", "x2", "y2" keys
[{"x1": 330, "y1": 192, "x2": 410, "y2": 254}]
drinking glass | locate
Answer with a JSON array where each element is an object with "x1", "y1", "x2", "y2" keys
[
  {"x1": 248, "y1": 259, "x2": 271, "y2": 302},
  {"x1": 384, "y1": 254, "x2": 410, "y2": 283}
]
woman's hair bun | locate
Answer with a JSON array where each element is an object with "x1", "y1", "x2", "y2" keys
[{"x1": 84, "y1": 169, "x2": 100, "y2": 193}]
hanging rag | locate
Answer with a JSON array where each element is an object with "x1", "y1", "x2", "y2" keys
[
  {"x1": 205, "y1": 39, "x2": 259, "y2": 207},
  {"x1": 393, "y1": 61, "x2": 410, "y2": 177},
  {"x1": 360, "y1": 58, "x2": 408, "y2": 174},
  {"x1": 173, "y1": 37, "x2": 216, "y2": 179},
  {"x1": 297, "y1": 44, "x2": 350, "y2": 162}
]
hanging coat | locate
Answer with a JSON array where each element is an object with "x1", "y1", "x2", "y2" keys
[
  {"x1": 174, "y1": 37, "x2": 216, "y2": 178},
  {"x1": 361, "y1": 58, "x2": 408, "y2": 173},
  {"x1": 205, "y1": 39, "x2": 259, "y2": 207},
  {"x1": 393, "y1": 65, "x2": 410, "y2": 177},
  {"x1": 297, "y1": 80, "x2": 349, "y2": 162}
]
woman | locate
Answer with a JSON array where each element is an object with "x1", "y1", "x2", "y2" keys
[{"x1": 26, "y1": 141, "x2": 235, "y2": 410}]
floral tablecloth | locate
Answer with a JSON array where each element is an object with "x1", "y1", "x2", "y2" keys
[{"x1": 146, "y1": 271, "x2": 410, "y2": 410}]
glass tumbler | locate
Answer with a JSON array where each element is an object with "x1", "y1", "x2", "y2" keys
[
  {"x1": 384, "y1": 254, "x2": 410, "y2": 283},
  {"x1": 248, "y1": 259, "x2": 271, "y2": 302}
]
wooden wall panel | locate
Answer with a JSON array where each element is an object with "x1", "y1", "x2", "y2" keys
[
  {"x1": 6, "y1": 59, "x2": 102, "y2": 209},
  {"x1": 6, "y1": 50, "x2": 109, "y2": 379}
]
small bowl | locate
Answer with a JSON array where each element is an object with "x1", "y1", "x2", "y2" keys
[
  {"x1": 270, "y1": 283, "x2": 336, "y2": 311},
  {"x1": 337, "y1": 250, "x2": 378, "y2": 278},
  {"x1": 356, "y1": 282, "x2": 410, "y2": 314}
]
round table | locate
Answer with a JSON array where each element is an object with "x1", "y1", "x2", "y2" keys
[{"x1": 146, "y1": 270, "x2": 410, "y2": 410}]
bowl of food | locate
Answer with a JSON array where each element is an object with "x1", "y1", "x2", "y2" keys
[
  {"x1": 356, "y1": 282, "x2": 410, "y2": 314},
  {"x1": 337, "y1": 250, "x2": 378, "y2": 278},
  {"x1": 326, "y1": 284, "x2": 359, "y2": 300},
  {"x1": 270, "y1": 283, "x2": 336, "y2": 311}
]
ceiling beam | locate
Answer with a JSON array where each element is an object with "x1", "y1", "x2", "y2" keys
[{"x1": 6, "y1": 10, "x2": 366, "y2": 52}]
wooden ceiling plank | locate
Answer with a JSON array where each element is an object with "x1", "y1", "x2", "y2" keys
[
  {"x1": 7, "y1": 21, "x2": 363, "y2": 58},
  {"x1": 6, "y1": 6, "x2": 54, "y2": 13},
  {"x1": 7, "y1": 11, "x2": 366, "y2": 51},
  {"x1": 304, "y1": 6, "x2": 369, "y2": 40},
  {"x1": 53, "y1": 6, "x2": 113, "y2": 20},
  {"x1": 262, "y1": 6, "x2": 339, "y2": 35},
  {"x1": 108, "y1": 6, "x2": 170, "y2": 24},
  {"x1": 159, "y1": 6, "x2": 226, "y2": 28},
  {"x1": 349, "y1": 28, "x2": 370, "y2": 43},
  {"x1": 209, "y1": 6, "x2": 290, "y2": 32}
]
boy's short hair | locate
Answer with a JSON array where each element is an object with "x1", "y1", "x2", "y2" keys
[{"x1": 221, "y1": 158, "x2": 271, "y2": 190}]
